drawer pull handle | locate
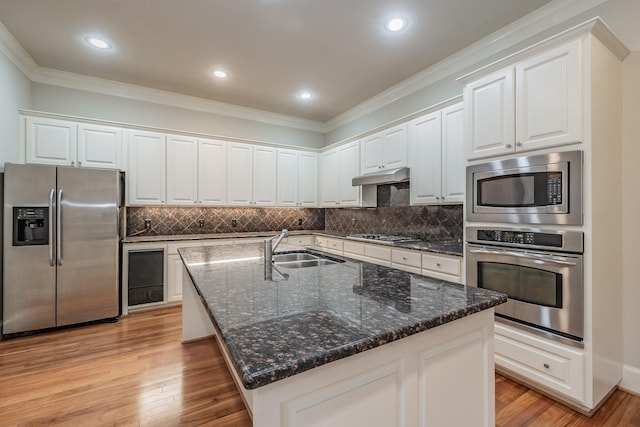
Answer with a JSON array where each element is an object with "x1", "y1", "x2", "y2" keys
[
  {"x1": 402, "y1": 257, "x2": 407, "y2": 261},
  {"x1": 543, "y1": 363, "x2": 550, "y2": 369},
  {"x1": 436, "y1": 263, "x2": 441, "y2": 267}
]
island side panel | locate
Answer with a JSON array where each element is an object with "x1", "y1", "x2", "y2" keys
[
  {"x1": 251, "y1": 309, "x2": 496, "y2": 427},
  {"x1": 182, "y1": 266, "x2": 216, "y2": 342}
]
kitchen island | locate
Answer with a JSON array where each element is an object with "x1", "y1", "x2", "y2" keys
[{"x1": 179, "y1": 241, "x2": 506, "y2": 427}]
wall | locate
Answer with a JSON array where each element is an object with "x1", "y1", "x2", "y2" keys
[
  {"x1": 0, "y1": 49, "x2": 31, "y2": 171},
  {"x1": 621, "y1": 52, "x2": 640, "y2": 383},
  {"x1": 31, "y1": 83, "x2": 325, "y2": 149}
]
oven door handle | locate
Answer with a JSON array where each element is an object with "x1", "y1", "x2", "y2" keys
[{"x1": 467, "y1": 248, "x2": 578, "y2": 266}]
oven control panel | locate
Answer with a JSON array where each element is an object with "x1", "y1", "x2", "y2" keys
[{"x1": 475, "y1": 229, "x2": 562, "y2": 248}]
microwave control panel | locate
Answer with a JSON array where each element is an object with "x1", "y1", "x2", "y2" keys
[
  {"x1": 547, "y1": 172, "x2": 563, "y2": 205},
  {"x1": 475, "y1": 229, "x2": 562, "y2": 248}
]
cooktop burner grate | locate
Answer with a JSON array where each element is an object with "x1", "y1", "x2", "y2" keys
[{"x1": 346, "y1": 234, "x2": 419, "y2": 244}]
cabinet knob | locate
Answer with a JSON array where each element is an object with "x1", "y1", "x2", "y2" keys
[
  {"x1": 78, "y1": 161, "x2": 82, "y2": 166},
  {"x1": 543, "y1": 363, "x2": 550, "y2": 369},
  {"x1": 506, "y1": 143, "x2": 512, "y2": 149},
  {"x1": 516, "y1": 141, "x2": 522, "y2": 147},
  {"x1": 402, "y1": 256, "x2": 407, "y2": 261},
  {"x1": 436, "y1": 263, "x2": 441, "y2": 267},
  {"x1": 71, "y1": 161, "x2": 75, "y2": 166}
]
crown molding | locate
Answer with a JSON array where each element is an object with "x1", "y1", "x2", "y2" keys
[
  {"x1": 324, "y1": 0, "x2": 609, "y2": 132},
  {"x1": 0, "y1": 20, "x2": 37, "y2": 78}
]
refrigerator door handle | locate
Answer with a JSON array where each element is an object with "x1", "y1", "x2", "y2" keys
[
  {"x1": 49, "y1": 188, "x2": 55, "y2": 267},
  {"x1": 57, "y1": 188, "x2": 63, "y2": 266}
]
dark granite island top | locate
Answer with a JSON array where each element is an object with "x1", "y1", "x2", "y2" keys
[{"x1": 178, "y1": 242, "x2": 506, "y2": 391}]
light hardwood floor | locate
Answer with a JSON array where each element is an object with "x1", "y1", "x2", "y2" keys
[{"x1": 1, "y1": 306, "x2": 638, "y2": 426}]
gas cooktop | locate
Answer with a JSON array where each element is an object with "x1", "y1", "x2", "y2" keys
[{"x1": 346, "y1": 234, "x2": 419, "y2": 245}]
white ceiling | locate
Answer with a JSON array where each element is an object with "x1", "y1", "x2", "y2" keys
[{"x1": 0, "y1": 0, "x2": 554, "y2": 123}]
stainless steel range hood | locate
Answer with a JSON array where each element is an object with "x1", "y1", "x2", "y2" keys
[{"x1": 351, "y1": 167, "x2": 410, "y2": 186}]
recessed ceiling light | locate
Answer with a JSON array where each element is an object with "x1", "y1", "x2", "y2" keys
[
  {"x1": 385, "y1": 17, "x2": 408, "y2": 32},
  {"x1": 297, "y1": 91, "x2": 313, "y2": 100},
  {"x1": 85, "y1": 37, "x2": 111, "y2": 49},
  {"x1": 212, "y1": 70, "x2": 229, "y2": 79}
]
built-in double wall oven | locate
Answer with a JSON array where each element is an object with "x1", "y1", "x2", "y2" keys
[{"x1": 465, "y1": 151, "x2": 585, "y2": 347}]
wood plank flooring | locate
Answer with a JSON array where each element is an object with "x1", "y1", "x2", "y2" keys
[{"x1": 0, "y1": 306, "x2": 638, "y2": 426}]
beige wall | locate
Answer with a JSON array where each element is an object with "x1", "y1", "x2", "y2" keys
[
  {"x1": 30, "y1": 83, "x2": 325, "y2": 150},
  {"x1": 622, "y1": 52, "x2": 640, "y2": 369},
  {"x1": 0, "y1": 49, "x2": 31, "y2": 171}
]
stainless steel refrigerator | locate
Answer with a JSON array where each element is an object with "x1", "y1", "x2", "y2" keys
[{"x1": 3, "y1": 163, "x2": 122, "y2": 336}]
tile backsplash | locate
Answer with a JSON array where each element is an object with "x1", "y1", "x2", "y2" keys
[
  {"x1": 325, "y1": 204, "x2": 463, "y2": 242},
  {"x1": 127, "y1": 207, "x2": 325, "y2": 236},
  {"x1": 127, "y1": 191, "x2": 463, "y2": 242}
]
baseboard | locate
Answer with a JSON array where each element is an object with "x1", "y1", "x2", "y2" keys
[{"x1": 619, "y1": 364, "x2": 640, "y2": 395}]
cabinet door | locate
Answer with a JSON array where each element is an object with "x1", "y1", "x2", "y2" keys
[
  {"x1": 25, "y1": 117, "x2": 77, "y2": 166},
  {"x1": 360, "y1": 133, "x2": 381, "y2": 174},
  {"x1": 464, "y1": 67, "x2": 515, "y2": 160},
  {"x1": 338, "y1": 141, "x2": 360, "y2": 206},
  {"x1": 441, "y1": 103, "x2": 465, "y2": 204},
  {"x1": 77, "y1": 123, "x2": 122, "y2": 169},
  {"x1": 299, "y1": 152, "x2": 318, "y2": 207},
  {"x1": 321, "y1": 149, "x2": 339, "y2": 206},
  {"x1": 409, "y1": 111, "x2": 442, "y2": 205},
  {"x1": 198, "y1": 138, "x2": 227, "y2": 205},
  {"x1": 516, "y1": 40, "x2": 582, "y2": 152},
  {"x1": 127, "y1": 130, "x2": 166, "y2": 205},
  {"x1": 277, "y1": 149, "x2": 299, "y2": 206},
  {"x1": 253, "y1": 146, "x2": 277, "y2": 206},
  {"x1": 166, "y1": 135, "x2": 198, "y2": 205},
  {"x1": 227, "y1": 142, "x2": 253, "y2": 206},
  {"x1": 381, "y1": 123, "x2": 407, "y2": 169},
  {"x1": 167, "y1": 254, "x2": 184, "y2": 303}
]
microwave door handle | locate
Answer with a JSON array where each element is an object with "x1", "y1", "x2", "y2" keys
[{"x1": 467, "y1": 248, "x2": 577, "y2": 266}]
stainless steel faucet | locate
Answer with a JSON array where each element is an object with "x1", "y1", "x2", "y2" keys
[{"x1": 264, "y1": 229, "x2": 288, "y2": 261}]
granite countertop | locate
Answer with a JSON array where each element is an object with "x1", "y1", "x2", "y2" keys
[
  {"x1": 179, "y1": 242, "x2": 506, "y2": 390},
  {"x1": 124, "y1": 229, "x2": 463, "y2": 256}
]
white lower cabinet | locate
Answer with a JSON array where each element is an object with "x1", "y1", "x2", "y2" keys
[
  {"x1": 391, "y1": 248, "x2": 422, "y2": 274},
  {"x1": 422, "y1": 252, "x2": 461, "y2": 283},
  {"x1": 494, "y1": 323, "x2": 584, "y2": 403}
]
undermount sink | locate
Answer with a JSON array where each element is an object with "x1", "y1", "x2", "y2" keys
[{"x1": 272, "y1": 251, "x2": 344, "y2": 269}]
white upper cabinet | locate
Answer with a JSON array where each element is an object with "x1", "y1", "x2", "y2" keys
[
  {"x1": 321, "y1": 140, "x2": 361, "y2": 207},
  {"x1": 298, "y1": 152, "x2": 319, "y2": 206},
  {"x1": 25, "y1": 116, "x2": 77, "y2": 166},
  {"x1": 227, "y1": 142, "x2": 253, "y2": 206},
  {"x1": 277, "y1": 149, "x2": 318, "y2": 207},
  {"x1": 515, "y1": 40, "x2": 582, "y2": 152},
  {"x1": 409, "y1": 102, "x2": 464, "y2": 205},
  {"x1": 26, "y1": 117, "x2": 123, "y2": 169},
  {"x1": 441, "y1": 103, "x2": 465, "y2": 203},
  {"x1": 337, "y1": 141, "x2": 361, "y2": 206},
  {"x1": 197, "y1": 138, "x2": 227, "y2": 206},
  {"x1": 166, "y1": 134, "x2": 198, "y2": 205},
  {"x1": 77, "y1": 123, "x2": 123, "y2": 170},
  {"x1": 409, "y1": 111, "x2": 442, "y2": 205},
  {"x1": 464, "y1": 40, "x2": 582, "y2": 160},
  {"x1": 252, "y1": 145, "x2": 277, "y2": 206},
  {"x1": 227, "y1": 143, "x2": 276, "y2": 206},
  {"x1": 360, "y1": 124, "x2": 407, "y2": 174},
  {"x1": 127, "y1": 129, "x2": 166, "y2": 205},
  {"x1": 320, "y1": 148, "x2": 339, "y2": 206}
]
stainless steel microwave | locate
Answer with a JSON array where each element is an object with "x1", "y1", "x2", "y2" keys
[{"x1": 466, "y1": 151, "x2": 583, "y2": 225}]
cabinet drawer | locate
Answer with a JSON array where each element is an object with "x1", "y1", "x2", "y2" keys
[
  {"x1": 315, "y1": 236, "x2": 328, "y2": 249},
  {"x1": 326, "y1": 238, "x2": 344, "y2": 253},
  {"x1": 392, "y1": 248, "x2": 422, "y2": 268},
  {"x1": 288, "y1": 235, "x2": 314, "y2": 246},
  {"x1": 364, "y1": 244, "x2": 391, "y2": 261},
  {"x1": 167, "y1": 241, "x2": 202, "y2": 255},
  {"x1": 343, "y1": 241, "x2": 365, "y2": 256},
  {"x1": 495, "y1": 323, "x2": 584, "y2": 402},
  {"x1": 422, "y1": 253, "x2": 460, "y2": 277}
]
